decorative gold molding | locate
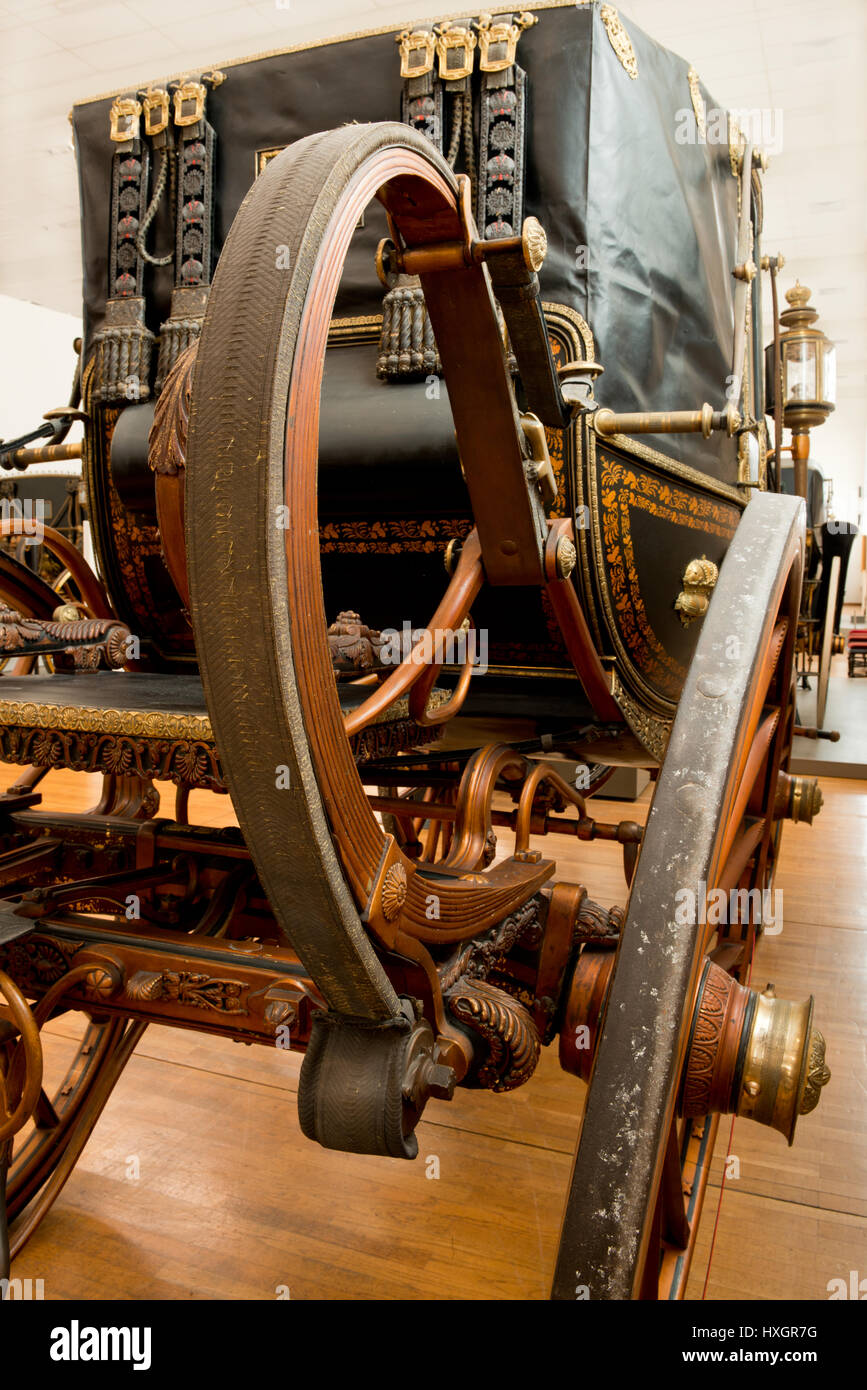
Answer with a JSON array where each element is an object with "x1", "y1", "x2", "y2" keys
[
  {"x1": 575, "y1": 427, "x2": 742, "y2": 717},
  {"x1": 687, "y1": 67, "x2": 706, "y2": 141},
  {"x1": 326, "y1": 304, "x2": 595, "y2": 359},
  {"x1": 0, "y1": 698, "x2": 213, "y2": 742},
  {"x1": 799, "y1": 1030, "x2": 831, "y2": 1115},
  {"x1": 597, "y1": 450, "x2": 738, "y2": 698},
  {"x1": 0, "y1": 688, "x2": 445, "y2": 742},
  {"x1": 728, "y1": 112, "x2": 745, "y2": 178},
  {"x1": 327, "y1": 314, "x2": 383, "y2": 345},
  {"x1": 588, "y1": 429, "x2": 746, "y2": 507},
  {"x1": 541, "y1": 301, "x2": 596, "y2": 363},
  {"x1": 610, "y1": 672, "x2": 671, "y2": 763},
  {"x1": 599, "y1": 5, "x2": 638, "y2": 80}
]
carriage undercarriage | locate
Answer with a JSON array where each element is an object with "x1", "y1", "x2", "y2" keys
[{"x1": 0, "y1": 102, "x2": 831, "y2": 1301}]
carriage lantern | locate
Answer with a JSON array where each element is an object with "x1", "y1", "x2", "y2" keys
[{"x1": 766, "y1": 280, "x2": 836, "y2": 495}]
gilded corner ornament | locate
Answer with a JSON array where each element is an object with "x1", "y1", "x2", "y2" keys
[
  {"x1": 687, "y1": 67, "x2": 706, "y2": 140},
  {"x1": 600, "y1": 6, "x2": 638, "y2": 80},
  {"x1": 610, "y1": 673, "x2": 672, "y2": 763},
  {"x1": 728, "y1": 113, "x2": 745, "y2": 177}
]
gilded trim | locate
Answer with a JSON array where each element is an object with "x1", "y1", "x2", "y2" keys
[
  {"x1": 320, "y1": 518, "x2": 473, "y2": 555},
  {"x1": 687, "y1": 67, "x2": 706, "y2": 141},
  {"x1": 728, "y1": 112, "x2": 745, "y2": 178},
  {"x1": 610, "y1": 672, "x2": 671, "y2": 763},
  {"x1": 0, "y1": 689, "x2": 442, "y2": 742},
  {"x1": 327, "y1": 314, "x2": 385, "y2": 346},
  {"x1": 589, "y1": 429, "x2": 746, "y2": 507},
  {"x1": 0, "y1": 699, "x2": 213, "y2": 742},
  {"x1": 541, "y1": 301, "x2": 596, "y2": 362},
  {"x1": 599, "y1": 452, "x2": 736, "y2": 701},
  {"x1": 325, "y1": 304, "x2": 594, "y2": 357},
  {"x1": 577, "y1": 426, "x2": 742, "y2": 716},
  {"x1": 599, "y1": 6, "x2": 638, "y2": 80}
]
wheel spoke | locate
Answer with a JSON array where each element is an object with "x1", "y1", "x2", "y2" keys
[
  {"x1": 33, "y1": 1087, "x2": 61, "y2": 1131},
  {"x1": 717, "y1": 816, "x2": 766, "y2": 895},
  {"x1": 719, "y1": 707, "x2": 780, "y2": 868},
  {"x1": 660, "y1": 1119, "x2": 690, "y2": 1250}
]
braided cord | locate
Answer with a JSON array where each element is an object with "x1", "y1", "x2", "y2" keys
[{"x1": 135, "y1": 147, "x2": 174, "y2": 267}]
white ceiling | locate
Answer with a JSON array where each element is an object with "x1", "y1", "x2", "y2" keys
[{"x1": 0, "y1": 0, "x2": 864, "y2": 414}]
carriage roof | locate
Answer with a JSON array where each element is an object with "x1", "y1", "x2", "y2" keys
[{"x1": 71, "y1": 1, "x2": 745, "y2": 479}]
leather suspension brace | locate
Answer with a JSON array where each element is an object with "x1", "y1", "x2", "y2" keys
[
  {"x1": 154, "y1": 73, "x2": 224, "y2": 394},
  {"x1": 379, "y1": 14, "x2": 535, "y2": 382},
  {"x1": 91, "y1": 95, "x2": 155, "y2": 404}
]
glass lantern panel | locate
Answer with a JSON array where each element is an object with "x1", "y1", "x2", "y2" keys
[
  {"x1": 784, "y1": 339, "x2": 817, "y2": 403},
  {"x1": 821, "y1": 342, "x2": 836, "y2": 404}
]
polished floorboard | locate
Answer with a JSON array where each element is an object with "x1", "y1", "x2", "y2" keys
[{"x1": 7, "y1": 762, "x2": 866, "y2": 1302}]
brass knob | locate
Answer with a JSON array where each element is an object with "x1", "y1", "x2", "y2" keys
[
  {"x1": 775, "y1": 771, "x2": 823, "y2": 824},
  {"x1": 521, "y1": 216, "x2": 547, "y2": 273},
  {"x1": 52, "y1": 603, "x2": 80, "y2": 623},
  {"x1": 555, "y1": 536, "x2": 577, "y2": 579}
]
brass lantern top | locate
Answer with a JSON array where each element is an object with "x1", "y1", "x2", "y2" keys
[{"x1": 775, "y1": 281, "x2": 836, "y2": 432}]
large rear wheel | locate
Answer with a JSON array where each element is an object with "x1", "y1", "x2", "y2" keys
[{"x1": 551, "y1": 491, "x2": 828, "y2": 1299}]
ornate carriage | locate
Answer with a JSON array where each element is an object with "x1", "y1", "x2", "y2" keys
[{"x1": 0, "y1": 2, "x2": 830, "y2": 1300}]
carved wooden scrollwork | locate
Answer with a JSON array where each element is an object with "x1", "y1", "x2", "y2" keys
[
  {"x1": 327, "y1": 610, "x2": 386, "y2": 674},
  {"x1": 148, "y1": 342, "x2": 197, "y2": 476},
  {"x1": 446, "y1": 978, "x2": 540, "y2": 1092}
]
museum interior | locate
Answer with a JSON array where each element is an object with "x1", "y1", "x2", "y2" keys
[{"x1": 0, "y1": 0, "x2": 863, "y2": 1310}]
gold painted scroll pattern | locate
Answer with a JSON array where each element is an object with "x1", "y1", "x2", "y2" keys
[{"x1": 600, "y1": 453, "x2": 740, "y2": 699}]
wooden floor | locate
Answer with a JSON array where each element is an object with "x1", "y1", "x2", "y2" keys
[{"x1": 7, "y1": 762, "x2": 867, "y2": 1302}]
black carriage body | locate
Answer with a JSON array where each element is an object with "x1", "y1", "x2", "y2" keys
[{"x1": 71, "y1": 2, "x2": 757, "y2": 740}]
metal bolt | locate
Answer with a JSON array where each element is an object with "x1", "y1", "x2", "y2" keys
[{"x1": 421, "y1": 1059, "x2": 456, "y2": 1101}]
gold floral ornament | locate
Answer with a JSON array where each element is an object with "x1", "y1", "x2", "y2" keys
[
  {"x1": 799, "y1": 1030, "x2": 831, "y2": 1115},
  {"x1": 687, "y1": 67, "x2": 706, "y2": 141},
  {"x1": 600, "y1": 5, "x2": 638, "y2": 80},
  {"x1": 381, "y1": 862, "x2": 408, "y2": 921}
]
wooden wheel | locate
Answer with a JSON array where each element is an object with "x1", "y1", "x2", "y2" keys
[
  {"x1": 185, "y1": 122, "x2": 829, "y2": 1261},
  {"x1": 186, "y1": 123, "x2": 558, "y2": 1029},
  {"x1": 1, "y1": 1004, "x2": 144, "y2": 1264},
  {"x1": 551, "y1": 491, "x2": 828, "y2": 1300}
]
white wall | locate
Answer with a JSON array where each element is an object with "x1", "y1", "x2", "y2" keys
[{"x1": 0, "y1": 294, "x2": 83, "y2": 468}]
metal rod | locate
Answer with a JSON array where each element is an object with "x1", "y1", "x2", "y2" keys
[{"x1": 593, "y1": 404, "x2": 737, "y2": 439}]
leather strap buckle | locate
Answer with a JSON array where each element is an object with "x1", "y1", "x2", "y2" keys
[
  {"x1": 436, "y1": 23, "x2": 477, "y2": 82},
  {"x1": 477, "y1": 12, "x2": 538, "y2": 73},
  {"x1": 109, "y1": 97, "x2": 142, "y2": 143},
  {"x1": 397, "y1": 28, "x2": 437, "y2": 79},
  {"x1": 173, "y1": 80, "x2": 206, "y2": 127},
  {"x1": 142, "y1": 87, "x2": 170, "y2": 137}
]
